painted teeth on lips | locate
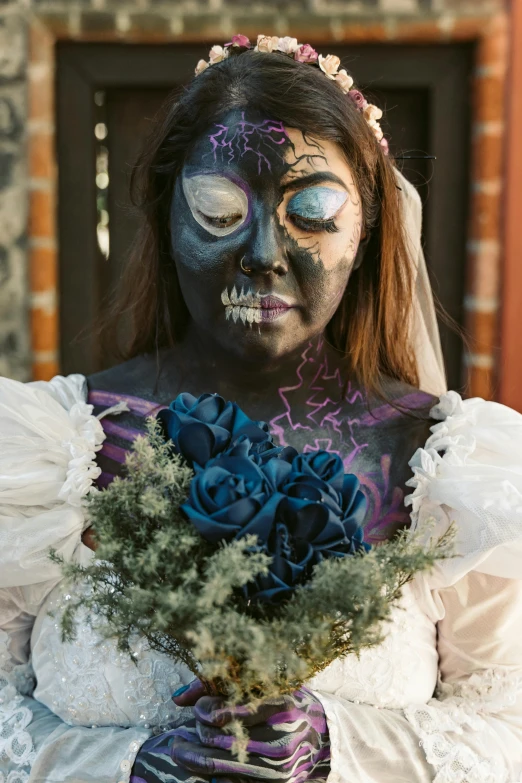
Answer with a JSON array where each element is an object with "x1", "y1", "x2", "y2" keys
[
  {"x1": 221, "y1": 285, "x2": 295, "y2": 326},
  {"x1": 221, "y1": 285, "x2": 262, "y2": 308},
  {"x1": 225, "y1": 305, "x2": 263, "y2": 325}
]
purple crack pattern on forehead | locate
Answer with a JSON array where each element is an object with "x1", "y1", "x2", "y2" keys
[{"x1": 206, "y1": 112, "x2": 289, "y2": 174}]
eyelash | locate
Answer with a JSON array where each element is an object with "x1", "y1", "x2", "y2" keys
[
  {"x1": 198, "y1": 210, "x2": 242, "y2": 229},
  {"x1": 289, "y1": 214, "x2": 340, "y2": 234}
]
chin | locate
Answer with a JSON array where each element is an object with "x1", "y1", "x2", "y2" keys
[{"x1": 215, "y1": 322, "x2": 304, "y2": 365}]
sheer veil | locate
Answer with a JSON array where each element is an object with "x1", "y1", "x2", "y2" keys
[{"x1": 395, "y1": 167, "x2": 447, "y2": 398}]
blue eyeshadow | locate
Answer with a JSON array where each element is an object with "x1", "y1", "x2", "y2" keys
[{"x1": 287, "y1": 187, "x2": 348, "y2": 220}]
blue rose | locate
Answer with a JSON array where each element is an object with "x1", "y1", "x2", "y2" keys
[
  {"x1": 279, "y1": 451, "x2": 368, "y2": 560},
  {"x1": 181, "y1": 455, "x2": 284, "y2": 544},
  {"x1": 182, "y1": 447, "x2": 368, "y2": 604},
  {"x1": 158, "y1": 393, "x2": 274, "y2": 468},
  {"x1": 217, "y1": 434, "x2": 298, "y2": 469}
]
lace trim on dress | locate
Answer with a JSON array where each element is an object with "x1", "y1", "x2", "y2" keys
[
  {"x1": 0, "y1": 631, "x2": 36, "y2": 780},
  {"x1": 405, "y1": 668, "x2": 522, "y2": 783},
  {"x1": 0, "y1": 773, "x2": 30, "y2": 783}
]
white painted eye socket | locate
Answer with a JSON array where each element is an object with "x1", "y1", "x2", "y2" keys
[{"x1": 182, "y1": 174, "x2": 249, "y2": 237}]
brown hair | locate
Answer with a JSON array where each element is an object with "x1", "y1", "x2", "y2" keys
[{"x1": 110, "y1": 48, "x2": 419, "y2": 396}]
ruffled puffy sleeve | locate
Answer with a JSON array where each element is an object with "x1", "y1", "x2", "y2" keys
[
  {"x1": 312, "y1": 392, "x2": 522, "y2": 782},
  {"x1": 0, "y1": 374, "x2": 151, "y2": 783},
  {"x1": 0, "y1": 373, "x2": 104, "y2": 589}
]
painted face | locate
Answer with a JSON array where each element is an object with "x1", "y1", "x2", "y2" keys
[{"x1": 170, "y1": 107, "x2": 363, "y2": 363}]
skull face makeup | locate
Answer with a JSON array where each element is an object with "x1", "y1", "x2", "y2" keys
[{"x1": 170, "y1": 107, "x2": 364, "y2": 365}]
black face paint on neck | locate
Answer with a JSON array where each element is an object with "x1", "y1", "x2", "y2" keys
[{"x1": 169, "y1": 106, "x2": 363, "y2": 367}]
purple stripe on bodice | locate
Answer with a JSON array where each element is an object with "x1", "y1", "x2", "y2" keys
[
  {"x1": 88, "y1": 387, "x2": 166, "y2": 488},
  {"x1": 100, "y1": 441, "x2": 130, "y2": 465},
  {"x1": 97, "y1": 471, "x2": 116, "y2": 489},
  {"x1": 100, "y1": 418, "x2": 143, "y2": 442},
  {"x1": 358, "y1": 391, "x2": 434, "y2": 427},
  {"x1": 88, "y1": 389, "x2": 167, "y2": 417}
]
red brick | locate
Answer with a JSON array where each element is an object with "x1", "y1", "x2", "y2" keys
[
  {"x1": 465, "y1": 310, "x2": 498, "y2": 356},
  {"x1": 29, "y1": 189, "x2": 56, "y2": 239},
  {"x1": 451, "y1": 16, "x2": 487, "y2": 40},
  {"x1": 335, "y1": 22, "x2": 387, "y2": 43},
  {"x1": 28, "y1": 67, "x2": 54, "y2": 123},
  {"x1": 471, "y1": 132, "x2": 503, "y2": 182},
  {"x1": 475, "y1": 17, "x2": 509, "y2": 70},
  {"x1": 30, "y1": 246, "x2": 57, "y2": 293},
  {"x1": 472, "y1": 74, "x2": 505, "y2": 125},
  {"x1": 394, "y1": 20, "x2": 443, "y2": 42},
  {"x1": 32, "y1": 358, "x2": 60, "y2": 382},
  {"x1": 29, "y1": 131, "x2": 55, "y2": 180},
  {"x1": 469, "y1": 189, "x2": 501, "y2": 242},
  {"x1": 31, "y1": 309, "x2": 58, "y2": 353}
]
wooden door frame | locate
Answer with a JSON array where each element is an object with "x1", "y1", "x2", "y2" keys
[{"x1": 28, "y1": 12, "x2": 509, "y2": 402}]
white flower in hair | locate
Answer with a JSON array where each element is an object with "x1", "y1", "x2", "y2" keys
[
  {"x1": 277, "y1": 36, "x2": 299, "y2": 54},
  {"x1": 318, "y1": 54, "x2": 341, "y2": 79},
  {"x1": 364, "y1": 104, "x2": 383, "y2": 122},
  {"x1": 195, "y1": 59, "x2": 209, "y2": 75},
  {"x1": 255, "y1": 34, "x2": 280, "y2": 52},
  {"x1": 209, "y1": 45, "x2": 227, "y2": 64},
  {"x1": 367, "y1": 120, "x2": 384, "y2": 141},
  {"x1": 335, "y1": 69, "x2": 354, "y2": 93}
]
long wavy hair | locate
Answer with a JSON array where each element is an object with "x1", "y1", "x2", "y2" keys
[{"x1": 109, "y1": 47, "x2": 419, "y2": 396}]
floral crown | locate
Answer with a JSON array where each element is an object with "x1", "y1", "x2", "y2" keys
[{"x1": 195, "y1": 34, "x2": 388, "y2": 155}]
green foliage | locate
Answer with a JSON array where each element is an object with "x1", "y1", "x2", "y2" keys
[{"x1": 55, "y1": 417, "x2": 454, "y2": 708}]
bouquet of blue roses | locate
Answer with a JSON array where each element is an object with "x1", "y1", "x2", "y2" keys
[{"x1": 56, "y1": 393, "x2": 451, "y2": 706}]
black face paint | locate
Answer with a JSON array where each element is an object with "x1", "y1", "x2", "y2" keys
[{"x1": 170, "y1": 106, "x2": 360, "y2": 366}]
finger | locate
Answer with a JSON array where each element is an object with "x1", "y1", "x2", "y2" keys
[
  {"x1": 172, "y1": 678, "x2": 206, "y2": 706},
  {"x1": 171, "y1": 739, "x2": 269, "y2": 778},
  {"x1": 81, "y1": 527, "x2": 97, "y2": 551},
  {"x1": 195, "y1": 694, "x2": 292, "y2": 728}
]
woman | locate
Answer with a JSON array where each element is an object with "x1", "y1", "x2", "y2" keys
[{"x1": 1, "y1": 35, "x2": 521, "y2": 783}]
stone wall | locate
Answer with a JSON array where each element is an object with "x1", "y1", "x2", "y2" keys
[
  {"x1": 0, "y1": 0, "x2": 507, "y2": 381},
  {"x1": 0, "y1": 3, "x2": 29, "y2": 380}
]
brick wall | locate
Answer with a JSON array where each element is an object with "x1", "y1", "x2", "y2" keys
[{"x1": 0, "y1": 0, "x2": 509, "y2": 389}]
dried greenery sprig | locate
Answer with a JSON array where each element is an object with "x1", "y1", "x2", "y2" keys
[{"x1": 52, "y1": 417, "x2": 454, "y2": 707}]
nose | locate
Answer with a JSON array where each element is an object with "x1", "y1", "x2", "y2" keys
[{"x1": 242, "y1": 212, "x2": 288, "y2": 277}]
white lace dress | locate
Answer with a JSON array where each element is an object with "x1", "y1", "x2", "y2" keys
[{"x1": 1, "y1": 374, "x2": 521, "y2": 783}]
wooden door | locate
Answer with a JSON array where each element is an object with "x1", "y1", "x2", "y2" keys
[{"x1": 57, "y1": 42, "x2": 472, "y2": 390}]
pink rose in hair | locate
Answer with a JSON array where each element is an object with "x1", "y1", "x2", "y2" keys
[
  {"x1": 347, "y1": 89, "x2": 368, "y2": 111},
  {"x1": 380, "y1": 137, "x2": 389, "y2": 155},
  {"x1": 295, "y1": 43, "x2": 318, "y2": 63},
  {"x1": 227, "y1": 34, "x2": 251, "y2": 48}
]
